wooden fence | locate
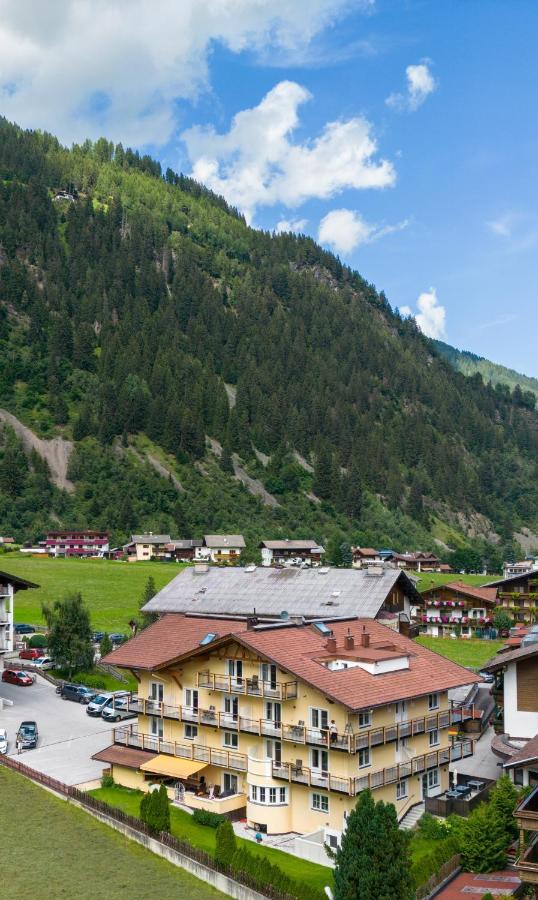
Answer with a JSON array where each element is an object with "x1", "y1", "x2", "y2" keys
[
  {"x1": 0, "y1": 755, "x2": 299, "y2": 900},
  {"x1": 415, "y1": 854, "x2": 461, "y2": 899}
]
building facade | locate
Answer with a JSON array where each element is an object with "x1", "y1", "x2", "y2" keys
[
  {"x1": 124, "y1": 534, "x2": 172, "y2": 561},
  {"x1": 195, "y1": 535, "x2": 246, "y2": 566},
  {"x1": 485, "y1": 571, "x2": 538, "y2": 625},
  {"x1": 45, "y1": 530, "x2": 110, "y2": 558},
  {"x1": 415, "y1": 582, "x2": 497, "y2": 638},
  {"x1": 259, "y1": 540, "x2": 325, "y2": 567},
  {"x1": 98, "y1": 615, "x2": 476, "y2": 842},
  {"x1": 0, "y1": 570, "x2": 39, "y2": 653}
]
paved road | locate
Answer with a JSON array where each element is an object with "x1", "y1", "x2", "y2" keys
[
  {"x1": 450, "y1": 724, "x2": 503, "y2": 781},
  {"x1": 0, "y1": 674, "x2": 121, "y2": 784}
]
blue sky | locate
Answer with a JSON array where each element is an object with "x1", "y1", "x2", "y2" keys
[{"x1": 1, "y1": 0, "x2": 537, "y2": 375}]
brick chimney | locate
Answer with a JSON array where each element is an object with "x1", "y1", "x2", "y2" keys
[
  {"x1": 361, "y1": 626, "x2": 370, "y2": 648},
  {"x1": 325, "y1": 634, "x2": 337, "y2": 653},
  {"x1": 344, "y1": 629, "x2": 355, "y2": 651}
]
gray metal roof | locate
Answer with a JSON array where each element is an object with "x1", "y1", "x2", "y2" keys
[
  {"x1": 143, "y1": 565, "x2": 420, "y2": 619},
  {"x1": 131, "y1": 534, "x2": 171, "y2": 544},
  {"x1": 204, "y1": 534, "x2": 245, "y2": 548},
  {"x1": 484, "y1": 570, "x2": 538, "y2": 588},
  {"x1": 260, "y1": 539, "x2": 322, "y2": 551},
  {"x1": 167, "y1": 539, "x2": 203, "y2": 549}
]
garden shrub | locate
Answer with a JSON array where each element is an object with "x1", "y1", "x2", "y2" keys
[
  {"x1": 140, "y1": 785, "x2": 170, "y2": 834},
  {"x1": 215, "y1": 818, "x2": 236, "y2": 865},
  {"x1": 101, "y1": 774, "x2": 115, "y2": 788},
  {"x1": 72, "y1": 672, "x2": 106, "y2": 689},
  {"x1": 29, "y1": 633, "x2": 47, "y2": 648},
  {"x1": 416, "y1": 812, "x2": 449, "y2": 840},
  {"x1": 192, "y1": 808, "x2": 225, "y2": 828}
]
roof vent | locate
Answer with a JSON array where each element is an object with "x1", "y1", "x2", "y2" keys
[
  {"x1": 199, "y1": 632, "x2": 217, "y2": 646},
  {"x1": 325, "y1": 636, "x2": 337, "y2": 653},
  {"x1": 361, "y1": 626, "x2": 370, "y2": 648},
  {"x1": 244, "y1": 564, "x2": 256, "y2": 573},
  {"x1": 193, "y1": 563, "x2": 209, "y2": 575},
  {"x1": 345, "y1": 629, "x2": 355, "y2": 651},
  {"x1": 313, "y1": 622, "x2": 332, "y2": 635},
  {"x1": 318, "y1": 567, "x2": 330, "y2": 575},
  {"x1": 280, "y1": 610, "x2": 289, "y2": 620}
]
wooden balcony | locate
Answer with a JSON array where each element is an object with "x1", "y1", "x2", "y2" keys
[
  {"x1": 125, "y1": 695, "x2": 472, "y2": 754},
  {"x1": 516, "y1": 834, "x2": 538, "y2": 885},
  {"x1": 514, "y1": 785, "x2": 538, "y2": 833},
  {"x1": 197, "y1": 670, "x2": 298, "y2": 700},
  {"x1": 271, "y1": 741, "x2": 473, "y2": 796},
  {"x1": 113, "y1": 724, "x2": 248, "y2": 772}
]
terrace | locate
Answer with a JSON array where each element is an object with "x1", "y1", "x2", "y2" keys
[
  {"x1": 424, "y1": 772, "x2": 494, "y2": 817},
  {"x1": 196, "y1": 670, "x2": 298, "y2": 700}
]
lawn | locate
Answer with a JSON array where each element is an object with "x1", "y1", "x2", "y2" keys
[
  {"x1": 0, "y1": 766, "x2": 222, "y2": 899},
  {"x1": 3, "y1": 556, "x2": 182, "y2": 631},
  {"x1": 415, "y1": 635, "x2": 504, "y2": 667},
  {"x1": 90, "y1": 784, "x2": 333, "y2": 894},
  {"x1": 416, "y1": 572, "x2": 495, "y2": 592}
]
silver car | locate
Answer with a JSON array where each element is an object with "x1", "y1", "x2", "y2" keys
[
  {"x1": 0, "y1": 727, "x2": 8, "y2": 754},
  {"x1": 86, "y1": 691, "x2": 129, "y2": 717},
  {"x1": 102, "y1": 697, "x2": 137, "y2": 723}
]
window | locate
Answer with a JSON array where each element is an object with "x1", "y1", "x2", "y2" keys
[
  {"x1": 223, "y1": 695, "x2": 239, "y2": 720},
  {"x1": 428, "y1": 693, "x2": 439, "y2": 710},
  {"x1": 224, "y1": 731, "x2": 239, "y2": 749},
  {"x1": 396, "y1": 780, "x2": 408, "y2": 800},
  {"x1": 429, "y1": 729, "x2": 439, "y2": 747},
  {"x1": 223, "y1": 773, "x2": 238, "y2": 794},
  {"x1": 427, "y1": 769, "x2": 439, "y2": 788},
  {"x1": 184, "y1": 724, "x2": 198, "y2": 740},
  {"x1": 358, "y1": 711, "x2": 371, "y2": 729},
  {"x1": 185, "y1": 688, "x2": 199, "y2": 711},
  {"x1": 269, "y1": 788, "x2": 277, "y2": 804},
  {"x1": 326, "y1": 833, "x2": 339, "y2": 850},
  {"x1": 259, "y1": 787, "x2": 266, "y2": 803},
  {"x1": 265, "y1": 701, "x2": 282, "y2": 724},
  {"x1": 251, "y1": 785, "x2": 258, "y2": 801},
  {"x1": 279, "y1": 787, "x2": 287, "y2": 803},
  {"x1": 266, "y1": 740, "x2": 282, "y2": 763},
  {"x1": 312, "y1": 793, "x2": 329, "y2": 813},
  {"x1": 226, "y1": 659, "x2": 243, "y2": 683},
  {"x1": 358, "y1": 747, "x2": 371, "y2": 768},
  {"x1": 261, "y1": 662, "x2": 277, "y2": 688},
  {"x1": 150, "y1": 716, "x2": 163, "y2": 738},
  {"x1": 250, "y1": 785, "x2": 288, "y2": 804},
  {"x1": 149, "y1": 682, "x2": 164, "y2": 702},
  {"x1": 310, "y1": 707, "x2": 329, "y2": 730},
  {"x1": 311, "y1": 748, "x2": 329, "y2": 772}
]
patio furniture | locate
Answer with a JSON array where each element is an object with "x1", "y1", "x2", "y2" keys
[{"x1": 467, "y1": 779, "x2": 485, "y2": 791}]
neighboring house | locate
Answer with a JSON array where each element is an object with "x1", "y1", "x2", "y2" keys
[
  {"x1": 164, "y1": 540, "x2": 203, "y2": 562},
  {"x1": 351, "y1": 548, "x2": 384, "y2": 569},
  {"x1": 503, "y1": 558, "x2": 538, "y2": 579},
  {"x1": 141, "y1": 565, "x2": 423, "y2": 634},
  {"x1": 484, "y1": 570, "x2": 538, "y2": 624},
  {"x1": 195, "y1": 535, "x2": 245, "y2": 566},
  {"x1": 513, "y1": 785, "x2": 538, "y2": 889},
  {"x1": 484, "y1": 642, "x2": 538, "y2": 788},
  {"x1": 98, "y1": 615, "x2": 477, "y2": 842},
  {"x1": 259, "y1": 539, "x2": 325, "y2": 568},
  {"x1": 0, "y1": 537, "x2": 14, "y2": 545},
  {"x1": 45, "y1": 530, "x2": 110, "y2": 558},
  {"x1": 0, "y1": 571, "x2": 39, "y2": 653},
  {"x1": 391, "y1": 552, "x2": 442, "y2": 572},
  {"x1": 123, "y1": 534, "x2": 171, "y2": 562},
  {"x1": 415, "y1": 582, "x2": 498, "y2": 638}
]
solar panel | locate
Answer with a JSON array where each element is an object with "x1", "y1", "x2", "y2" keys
[
  {"x1": 313, "y1": 622, "x2": 332, "y2": 635},
  {"x1": 199, "y1": 632, "x2": 217, "y2": 646}
]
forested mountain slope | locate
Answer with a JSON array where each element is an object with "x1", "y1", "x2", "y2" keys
[
  {"x1": 433, "y1": 340, "x2": 538, "y2": 401},
  {"x1": 0, "y1": 117, "x2": 537, "y2": 564}
]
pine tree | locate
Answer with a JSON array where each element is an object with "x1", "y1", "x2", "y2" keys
[
  {"x1": 215, "y1": 818, "x2": 236, "y2": 866},
  {"x1": 488, "y1": 775, "x2": 519, "y2": 841},
  {"x1": 460, "y1": 803, "x2": 508, "y2": 873},
  {"x1": 42, "y1": 592, "x2": 94, "y2": 677},
  {"x1": 138, "y1": 576, "x2": 158, "y2": 630},
  {"x1": 99, "y1": 633, "x2": 112, "y2": 657}
]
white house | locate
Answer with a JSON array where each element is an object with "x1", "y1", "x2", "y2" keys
[
  {"x1": 0, "y1": 570, "x2": 39, "y2": 653},
  {"x1": 259, "y1": 539, "x2": 325, "y2": 567},
  {"x1": 195, "y1": 535, "x2": 245, "y2": 566}
]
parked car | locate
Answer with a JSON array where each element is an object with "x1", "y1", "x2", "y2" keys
[
  {"x1": 14, "y1": 623, "x2": 36, "y2": 635},
  {"x1": 102, "y1": 697, "x2": 137, "y2": 723},
  {"x1": 92, "y1": 631, "x2": 105, "y2": 643},
  {"x1": 0, "y1": 727, "x2": 8, "y2": 754},
  {"x1": 2, "y1": 669, "x2": 34, "y2": 686},
  {"x1": 478, "y1": 670, "x2": 495, "y2": 683},
  {"x1": 61, "y1": 683, "x2": 98, "y2": 704},
  {"x1": 31, "y1": 656, "x2": 54, "y2": 670},
  {"x1": 109, "y1": 633, "x2": 127, "y2": 645},
  {"x1": 19, "y1": 647, "x2": 45, "y2": 660},
  {"x1": 87, "y1": 691, "x2": 129, "y2": 717},
  {"x1": 17, "y1": 721, "x2": 38, "y2": 749}
]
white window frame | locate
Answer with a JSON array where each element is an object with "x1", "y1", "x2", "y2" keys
[
  {"x1": 429, "y1": 729, "x2": 440, "y2": 747},
  {"x1": 428, "y1": 692, "x2": 439, "y2": 710},
  {"x1": 184, "y1": 724, "x2": 198, "y2": 740},
  {"x1": 311, "y1": 792, "x2": 329, "y2": 813},
  {"x1": 427, "y1": 768, "x2": 439, "y2": 788},
  {"x1": 250, "y1": 785, "x2": 288, "y2": 805},
  {"x1": 396, "y1": 779, "x2": 408, "y2": 800},
  {"x1": 149, "y1": 681, "x2": 164, "y2": 702},
  {"x1": 358, "y1": 711, "x2": 371, "y2": 729},
  {"x1": 223, "y1": 731, "x2": 239, "y2": 749},
  {"x1": 269, "y1": 787, "x2": 277, "y2": 804},
  {"x1": 310, "y1": 707, "x2": 329, "y2": 730},
  {"x1": 185, "y1": 688, "x2": 199, "y2": 710},
  {"x1": 150, "y1": 716, "x2": 163, "y2": 738},
  {"x1": 358, "y1": 747, "x2": 371, "y2": 769},
  {"x1": 279, "y1": 787, "x2": 287, "y2": 804},
  {"x1": 311, "y1": 748, "x2": 329, "y2": 773}
]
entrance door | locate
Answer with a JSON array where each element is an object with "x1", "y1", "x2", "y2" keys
[
  {"x1": 261, "y1": 663, "x2": 277, "y2": 689},
  {"x1": 421, "y1": 773, "x2": 429, "y2": 800},
  {"x1": 226, "y1": 659, "x2": 243, "y2": 689}
]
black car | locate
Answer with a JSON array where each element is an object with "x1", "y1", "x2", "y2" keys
[
  {"x1": 14, "y1": 624, "x2": 36, "y2": 635},
  {"x1": 60, "y1": 683, "x2": 98, "y2": 704},
  {"x1": 18, "y1": 720, "x2": 38, "y2": 749}
]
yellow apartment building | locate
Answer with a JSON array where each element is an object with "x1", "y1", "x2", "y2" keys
[{"x1": 97, "y1": 615, "x2": 477, "y2": 843}]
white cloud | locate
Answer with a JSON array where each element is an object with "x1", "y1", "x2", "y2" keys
[
  {"x1": 399, "y1": 305, "x2": 413, "y2": 317},
  {"x1": 487, "y1": 214, "x2": 515, "y2": 237},
  {"x1": 0, "y1": 0, "x2": 353, "y2": 146},
  {"x1": 318, "y1": 208, "x2": 408, "y2": 255},
  {"x1": 415, "y1": 288, "x2": 446, "y2": 339},
  {"x1": 183, "y1": 82, "x2": 395, "y2": 222},
  {"x1": 486, "y1": 211, "x2": 538, "y2": 251},
  {"x1": 386, "y1": 61, "x2": 437, "y2": 112},
  {"x1": 275, "y1": 217, "x2": 308, "y2": 234}
]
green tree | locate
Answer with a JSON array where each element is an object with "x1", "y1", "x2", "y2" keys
[
  {"x1": 99, "y1": 633, "x2": 112, "y2": 657},
  {"x1": 493, "y1": 609, "x2": 512, "y2": 632},
  {"x1": 42, "y1": 592, "x2": 94, "y2": 676},
  {"x1": 340, "y1": 542, "x2": 353, "y2": 567},
  {"x1": 140, "y1": 785, "x2": 170, "y2": 834},
  {"x1": 488, "y1": 775, "x2": 519, "y2": 841},
  {"x1": 215, "y1": 818, "x2": 236, "y2": 866},
  {"x1": 333, "y1": 790, "x2": 413, "y2": 900},
  {"x1": 138, "y1": 576, "x2": 158, "y2": 630},
  {"x1": 459, "y1": 802, "x2": 508, "y2": 873}
]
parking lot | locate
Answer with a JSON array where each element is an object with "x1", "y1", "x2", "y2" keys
[{"x1": 0, "y1": 673, "x2": 125, "y2": 784}]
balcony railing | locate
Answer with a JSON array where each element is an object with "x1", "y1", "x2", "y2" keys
[
  {"x1": 197, "y1": 670, "x2": 298, "y2": 700},
  {"x1": 271, "y1": 740, "x2": 474, "y2": 796},
  {"x1": 125, "y1": 695, "x2": 473, "y2": 754},
  {"x1": 114, "y1": 725, "x2": 248, "y2": 772},
  {"x1": 516, "y1": 834, "x2": 538, "y2": 885}
]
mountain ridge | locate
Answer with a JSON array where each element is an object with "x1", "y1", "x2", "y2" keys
[{"x1": 433, "y1": 339, "x2": 538, "y2": 400}]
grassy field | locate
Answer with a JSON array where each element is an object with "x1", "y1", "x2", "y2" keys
[
  {"x1": 91, "y1": 784, "x2": 333, "y2": 893},
  {"x1": 416, "y1": 572, "x2": 495, "y2": 592},
  {"x1": 1, "y1": 766, "x2": 222, "y2": 899},
  {"x1": 2, "y1": 556, "x2": 182, "y2": 631},
  {"x1": 415, "y1": 635, "x2": 504, "y2": 667}
]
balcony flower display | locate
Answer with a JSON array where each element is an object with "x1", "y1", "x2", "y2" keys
[
  {"x1": 461, "y1": 616, "x2": 469, "y2": 624},
  {"x1": 441, "y1": 615, "x2": 449, "y2": 623},
  {"x1": 421, "y1": 615, "x2": 428, "y2": 622}
]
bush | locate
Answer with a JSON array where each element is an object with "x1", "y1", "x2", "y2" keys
[
  {"x1": 215, "y1": 818, "x2": 236, "y2": 865},
  {"x1": 140, "y1": 784, "x2": 170, "y2": 834},
  {"x1": 72, "y1": 672, "x2": 107, "y2": 689},
  {"x1": 192, "y1": 808, "x2": 225, "y2": 828},
  {"x1": 231, "y1": 846, "x2": 317, "y2": 900},
  {"x1": 411, "y1": 837, "x2": 459, "y2": 889},
  {"x1": 101, "y1": 773, "x2": 114, "y2": 788},
  {"x1": 29, "y1": 633, "x2": 47, "y2": 648},
  {"x1": 416, "y1": 812, "x2": 449, "y2": 840}
]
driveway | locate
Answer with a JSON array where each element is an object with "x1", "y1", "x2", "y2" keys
[
  {"x1": 450, "y1": 725, "x2": 502, "y2": 781},
  {"x1": 0, "y1": 674, "x2": 123, "y2": 784}
]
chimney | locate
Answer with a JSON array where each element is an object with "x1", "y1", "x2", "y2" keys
[
  {"x1": 345, "y1": 629, "x2": 354, "y2": 651},
  {"x1": 246, "y1": 616, "x2": 259, "y2": 631},
  {"x1": 325, "y1": 634, "x2": 337, "y2": 654},
  {"x1": 361, "y1": 626, "x2": 370, "y2": 648}
]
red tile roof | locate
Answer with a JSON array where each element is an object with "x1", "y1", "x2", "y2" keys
[
  {"x1": 503, "y1": 734, "x2": 538, "y2": 769},
  {"x1": 422, "y1": 581, "x2": 497, "y2": 604},
  {"x1": 92, "y1": 745, "x2": 158, "y2": 769},
  {"x1": 102, "y1": 614, "x2": 249, "y2": 670}
]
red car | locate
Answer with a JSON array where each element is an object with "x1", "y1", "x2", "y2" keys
[
  {"x1": 2, "y1": 670, "x2": 34, "y2": 686},
  {"x1": 19, "y1": 647, "x2": 44, "y2": 660}
]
